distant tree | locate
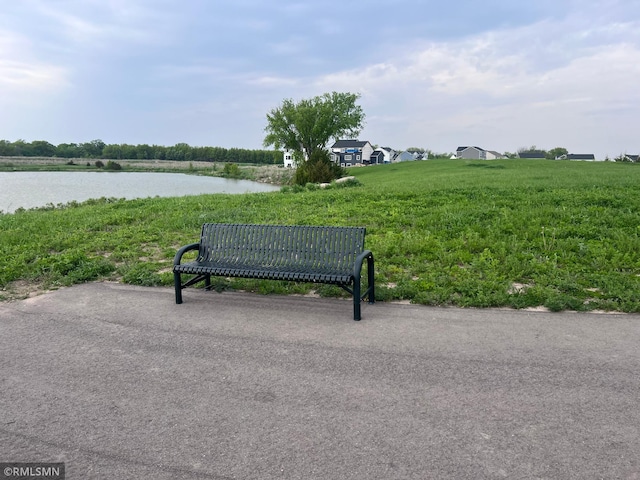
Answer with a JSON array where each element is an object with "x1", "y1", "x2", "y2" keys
[
  {"x1": 136, "y1": 144, "x2": 153, "y2": 159},
  {"x1": 81, "y1": 139, "x2": 105, "y2": 158},
  {"x1": 12, "y1": 139, "x2": 32, "y2": 156},
  {"x1": 546, "y1": 147, "x2": 568, "y2": 160},
  {"x1": 0, "y1": 138, "x2": 282, "y2": 164},
  {"x1": 120, "y1": 144, "x2": 138, "y2": 160},
  {"x1": 0, "y1": 140, "x2": 15, "y2": 156},
  {"x1": 263, "y1": 91, "x2": 365, "y2": 184},
  {"x1": 102, "y1": 144, "x2": 122, "y2": 160},
  {"x1": 426, "y1": 150, "x2": 453, "y2": 159},
  {"x1": 517, "y1": 145, "x2": 538, "y2": 153},
  {"x1": 30, "y1": 140, "x2": 56, "y2": 157},
  {"x1": 56, "y1": 143, "x2": 85, "y2": 158}
]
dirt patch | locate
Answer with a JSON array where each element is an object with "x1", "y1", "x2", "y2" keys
[{"x1": 1, "y1": 280, "x2": 55, "y2": 302}]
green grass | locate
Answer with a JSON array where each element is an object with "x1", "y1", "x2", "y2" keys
[{"x1": 2, "y1": 159, "x2": 640, "y2": 312}]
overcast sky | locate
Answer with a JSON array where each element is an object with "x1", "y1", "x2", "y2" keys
[{"x1": 2, "y1": 0, "x2": 639, "y2": 158}]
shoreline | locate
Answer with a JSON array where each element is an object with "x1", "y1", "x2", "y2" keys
[{"x1": 0, "y1": 156, "x2": 294, "y2": 185}]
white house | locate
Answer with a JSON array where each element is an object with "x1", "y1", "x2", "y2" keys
[
  {"x1": 283, "y1": 149, "x2": 296, "y2": 168},
  {"x1": 283, "y1": 149, "x2": 310, "y2": 168},
  {"x1": 486, "y1": 150, "x2": 505, "y2": 160}
]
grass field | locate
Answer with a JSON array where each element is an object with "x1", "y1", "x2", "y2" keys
[{"x1": 2, "y1": 159, "x2": 640, "y2": 312}]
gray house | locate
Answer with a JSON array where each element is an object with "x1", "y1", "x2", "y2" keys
[
  {"x1": 395, "y1": 151, "x2": 415, "y2": 162},
  {"x1": 456, "y1": 146, "x2": 504, "y2": 160},
  {"x1": 330, "y1": 140, "x2": 374, "y2": 166},
  {"x1": 457, "y1": 146, "x2": 486, "y2": 159},
  {"x1": 370, "y1": 150, "x2": 385, "y2": 164},
  {"x1": 566, "y1": 153, "x2": 596, "y2": 161},
  {"x1": 518, "y1": 151, "x2": 547, "y2": 159}
]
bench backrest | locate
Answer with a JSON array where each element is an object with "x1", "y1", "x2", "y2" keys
[{"x1": 197, "y1": 223, "x2": 366, "y2": 273}]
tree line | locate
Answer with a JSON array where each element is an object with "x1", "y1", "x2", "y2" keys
[{"x1": 0, "y1": 139, "x2": 283, "y2": 165}]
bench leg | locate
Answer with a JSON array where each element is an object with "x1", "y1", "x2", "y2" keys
[
  {"x1": 353, "y1": 277, "x2": 362, "y2": 321},
  {"x1": 174, "y1": 272, "x2": 183, "y2": 304},
  {"x1": 367, "y1": 256, "x2": 375, "y2": 304}
]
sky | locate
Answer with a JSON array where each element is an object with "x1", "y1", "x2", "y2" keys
[{"x1": 1, "y1": 0, "x2": 639, "y2": 159}]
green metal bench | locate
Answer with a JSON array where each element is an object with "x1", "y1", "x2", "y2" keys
[{"x1": 173, "y1": 223, "x2": 375, "y2": 320}]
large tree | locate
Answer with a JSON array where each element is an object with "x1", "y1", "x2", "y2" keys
[{"x1": 263, "y1": 91, "x2": 365, "y2": 165}]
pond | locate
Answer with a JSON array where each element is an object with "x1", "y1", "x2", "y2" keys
[{"x1": 0, "y1": 172, "x2": 280, "y2": 213}]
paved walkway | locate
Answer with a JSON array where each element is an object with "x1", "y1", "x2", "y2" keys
[{"x1": 1, "y1": 282, "x2": 639, "y2": 479}]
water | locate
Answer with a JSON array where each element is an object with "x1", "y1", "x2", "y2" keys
[{"x1": 0, "y1": 172, "x2": 280, "y2": 213}]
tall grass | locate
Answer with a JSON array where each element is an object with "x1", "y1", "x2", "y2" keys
[{"x1": 2, "y1": 159, "x2": 640, "y2": 312}]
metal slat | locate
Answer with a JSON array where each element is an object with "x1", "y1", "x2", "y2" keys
[{"x1": 181, "y1": 223, "x2": 364, "y2": 284}]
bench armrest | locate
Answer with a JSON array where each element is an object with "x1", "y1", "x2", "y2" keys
[
  {"x1": 354, "y1": 249, "x2": 374, "y2": 278},
  {"x1": 173, "y1": 243, "x2": 200, "y2": 266}
]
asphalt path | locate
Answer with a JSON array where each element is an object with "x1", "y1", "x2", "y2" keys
[{"x1": 1, "y1": 282, "x2": 639, "y2": 479}]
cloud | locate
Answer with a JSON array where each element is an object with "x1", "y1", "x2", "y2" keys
[
  {"x1": 0, "y1": 31, "x2": 69, "y2": 95},
  {"x1": 21, "y1": 0, "x2": 178, "y2": 51},
  {"x1": 1, "y1": 0, "x2": 638, "y2": 157},
  {"x1": 306, "y1": 12, "x2": 640, "y2": 157},
  {"x1": 245, "y1": 76, "x2": 300, "y2": 88}
]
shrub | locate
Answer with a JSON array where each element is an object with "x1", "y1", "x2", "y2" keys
[
  {"x1": 293, "y1": 150, "x2": 345, "y2": 185},
  {"x1": 222, "y1": 163, "x2": 241, "y2": 177},
  {"x1": 95, "y1": 160, "x2": 104, "y2": 168},
  {"x1": 105, "y1": 161, "x2": 122, "y2": 171}
]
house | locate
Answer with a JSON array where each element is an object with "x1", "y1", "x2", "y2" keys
[
  {"x1": 456, "y1": 146, "x2": 503, "y2": 160},
  {"x1": 376, "y1": 147, "x2": 397, "y2": 164},
  {"x1": 624, "y1": 154, "x2": 639, "y2": 162},
  {"x1": 369, "y1": 146, "x2": 397, "y2": 164},
  {"x1": 395, "y1": 151, "x2": 415, "y2": 162},
  {"x1": 566, "y1": 153, "x2": 596, "y2": 161},
  {"x1": 456, "y1": 146, "x2": 487, "y2": 159},
  {"x1": 408, "y1": 151, "x2": 430, "y2": 160},
  {"x1": 486, "y1": 151, "x2": 505, "y2": 160},
  {"x1": 330, "y1": 140, "x2": 374, "y2": 167},
  {"x1": 518, "y1": 151, "x2": 546, "y2": 159},
  {"x1": 370, "y1": 150, "x2": 385, "y2": 164},
  {"x1": 283, "y1": 149, "x2": 296, "y2": 168},
  {"x1": 283, "y1": 149, "x2": 310, "y2": 167}
]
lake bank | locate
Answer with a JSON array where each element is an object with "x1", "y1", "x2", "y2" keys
[{"x1": 0, "y1": 157, "x2": 295, "y2": 185}]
